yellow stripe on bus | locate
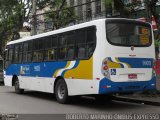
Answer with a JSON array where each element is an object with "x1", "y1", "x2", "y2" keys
[{"x1": 64, "y1": 57, "x2": 93, "y2": 80}]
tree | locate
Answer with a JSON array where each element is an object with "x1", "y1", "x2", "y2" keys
[
  {"x1": 104, "y1": 0, "x2": 143, "y2": 18},
  {"x1": 0, "y1": 0, "x2": 32, "y2": 56},
  {"x1": 104, "y1": 0, "x2": 134, "y2": 18},
  {"x1": 144, "y1": 0, "x2": 158, "y2": 22},
  {"x1": 44, "y1": 0, "x2": 77, "y2": 30}
]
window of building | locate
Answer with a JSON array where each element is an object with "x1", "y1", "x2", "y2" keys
[
  {"x1": 77, "y1": 0, "x2": 83, "y2": 19},
  {"x1": 95, "y1": 0, "x2": 101, "y2": 15},
  {"x1": 45, "y1": 21, "x2": 53, "y2": 30},
  {"x1": 86, "y1": 0, "x2": 92, "y2": 18},
  {"x1": 70, "y1": 0, "x2": 74, "y2": 7}
]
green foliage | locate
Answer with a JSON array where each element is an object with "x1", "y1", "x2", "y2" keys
[
  {"x1": 104, "y1": 0, "x2": 112, "y2": 6},
  {"x1": 155, "y1": 39, "x2": 160, "y2": 47},
  {"x1": 104, "y1": 0, "x2": 143, "y2": 18},
  {"x1": 45, "y1": 0, "x2": 77, "y2": 30},
  {"x1": 0, "y1": 0, "x2": 32, "y2": 55}
]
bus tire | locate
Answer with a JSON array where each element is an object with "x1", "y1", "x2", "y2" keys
[
  {"x1": 55, "y1": 79, "x2": 69, "y2": 104},
  {"x1": 14, "y1": 77, "x2": 24, "y2": 94}
]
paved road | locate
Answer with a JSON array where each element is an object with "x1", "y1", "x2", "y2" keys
[{"x1": 0, "y1": 86, "x2": 160, "y2": 115}]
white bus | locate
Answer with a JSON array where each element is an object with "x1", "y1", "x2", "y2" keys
[{"x1": 4, "y1": 18, "x2": 156, "y2": 103}]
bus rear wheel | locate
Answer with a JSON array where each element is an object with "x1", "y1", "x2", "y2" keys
[
  {"x1": 14, "y1": 77, "x2": 24, "y2": 94},
  {"x1": 55, "y1": 79, "x2": 69, "y2": 104}
]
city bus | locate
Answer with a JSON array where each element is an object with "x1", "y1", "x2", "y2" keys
[{"x1": 4, "y1": 18, "x2": 156, "y2": 103}]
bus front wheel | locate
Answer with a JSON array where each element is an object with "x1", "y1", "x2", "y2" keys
[
  {"x1": 55, "y1": 79, "x2": 69, "y2": 104},
  {"x1": 14, "y1": 77, "x2": 24, "y2": 94}
]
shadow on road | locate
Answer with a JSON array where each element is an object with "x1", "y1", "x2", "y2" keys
[{"x1": 12, "y1": 91, "x2": 142, "y2": 111}]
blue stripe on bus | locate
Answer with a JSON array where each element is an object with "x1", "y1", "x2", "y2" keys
[
  {"x1": 6, "y1": 61, "x2": 68, "y2": 77},
  {"x1": 118, "y1": 58, "x2": 153, "y2": 68},
  {"x1": 108, "y1": 57, "x2": 153, "y2": 68}
]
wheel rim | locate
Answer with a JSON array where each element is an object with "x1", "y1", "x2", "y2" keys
[{"x1": 57, "y1": 84, "x2": 65, "y2": 99}]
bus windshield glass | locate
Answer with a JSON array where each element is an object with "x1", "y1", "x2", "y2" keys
[{"x1": 106, "y1": 20, "x2": 152, "y2": 47}]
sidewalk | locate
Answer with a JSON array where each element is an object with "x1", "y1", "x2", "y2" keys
[{"x1": 115, "y1": 75, "x2": 160, "y2": 106}]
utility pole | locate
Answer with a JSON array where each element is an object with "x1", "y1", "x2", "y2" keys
[{"x1": 31, "y1": 0, "x2": 37, "y2": 35}]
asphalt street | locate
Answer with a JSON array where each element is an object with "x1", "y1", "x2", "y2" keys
[{"x1": 0, "y1": 86, "x2": 160, "y2": 114}]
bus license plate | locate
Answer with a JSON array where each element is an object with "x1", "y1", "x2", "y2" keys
[{"x1": 128, "y1": 74, "x2": 137, "y2": 79}]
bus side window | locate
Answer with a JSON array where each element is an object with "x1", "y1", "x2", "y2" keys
[
  {"x1": 58, "y1": 34, "x2": 67, "y2": 60},
  {"x1": 22, "y1": 42, "x2": 28, "y2": 63},
  {"x1": 59, "y1": 47, "x2": 67, "y2": 60},
  {"x1": 87, "y1": 44, "x2": 94, "y2": 57},
  {"x1": 48, "y1": 49, "x2": 57, "y2": 61},
  {"x1": 76, "y1": 29, "x2": 86, "y2": 59},
  {"x1": 8, "y1": 49, "x2": 13, "y2": 62},
  {"x1": 4, "y1": 49, "x2": 9, "y2": 69},
  {"x1": 5, "y1": 48, "x2": 14, "y2": 68},
  {"x1": 66, "y1": 32, "x2": 75, "y2": 60},
  {"x1": 14, "y1": 44, "x2": 19, "y2": 63},
  {"x1": 78, "y1": 46, "x2": 86, "y2": 59},
  {"x1": 33, "y1": 51, "x2": 43, "y2": 62},
  {"x1": 67, "y1": 47, "x2": 74, "y2": 60}
]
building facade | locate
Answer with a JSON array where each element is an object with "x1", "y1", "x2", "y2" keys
[
  {"x1": 35, "y1": 0, "x2": 107, "y2": 34},
  {"x1": 66, "y1": 0, "x2": 106, "y2": 22},
  {"x1": 34, "y1": 0, "x2": 160, "y2": 34}
]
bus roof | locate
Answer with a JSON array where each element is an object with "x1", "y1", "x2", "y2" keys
[{"x1": 7, "y1": 18, "x2": 151, "y2": 45}]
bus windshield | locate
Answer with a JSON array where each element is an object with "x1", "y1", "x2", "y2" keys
[{"x1": 106, "y1": 20, "x2": 152, "y2": 47}]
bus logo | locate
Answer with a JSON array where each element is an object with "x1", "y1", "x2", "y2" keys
[{"x1": 20, "y1": 65, "x2": 30, "y2": 74}]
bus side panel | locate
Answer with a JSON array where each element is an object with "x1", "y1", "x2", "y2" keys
[
  {"x1": 19, "y1": 76, "x2": 55, "y2": 93},
  {"x1": 4, "y1": 75, "x2": 12, "y2": 86},
  {"x1": 4, "y1": 57, "x2": 99, "y2": 95},
  {"x1": 65, "y1": 79, "x2": 99, "y2": 96},
  {"x1": 93, "y1": 21, "x2": 107, "y2": 82}
]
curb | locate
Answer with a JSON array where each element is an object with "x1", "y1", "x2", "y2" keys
[{"x1": 113, "y1": 96, "x2": 160, "y2": 106}]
